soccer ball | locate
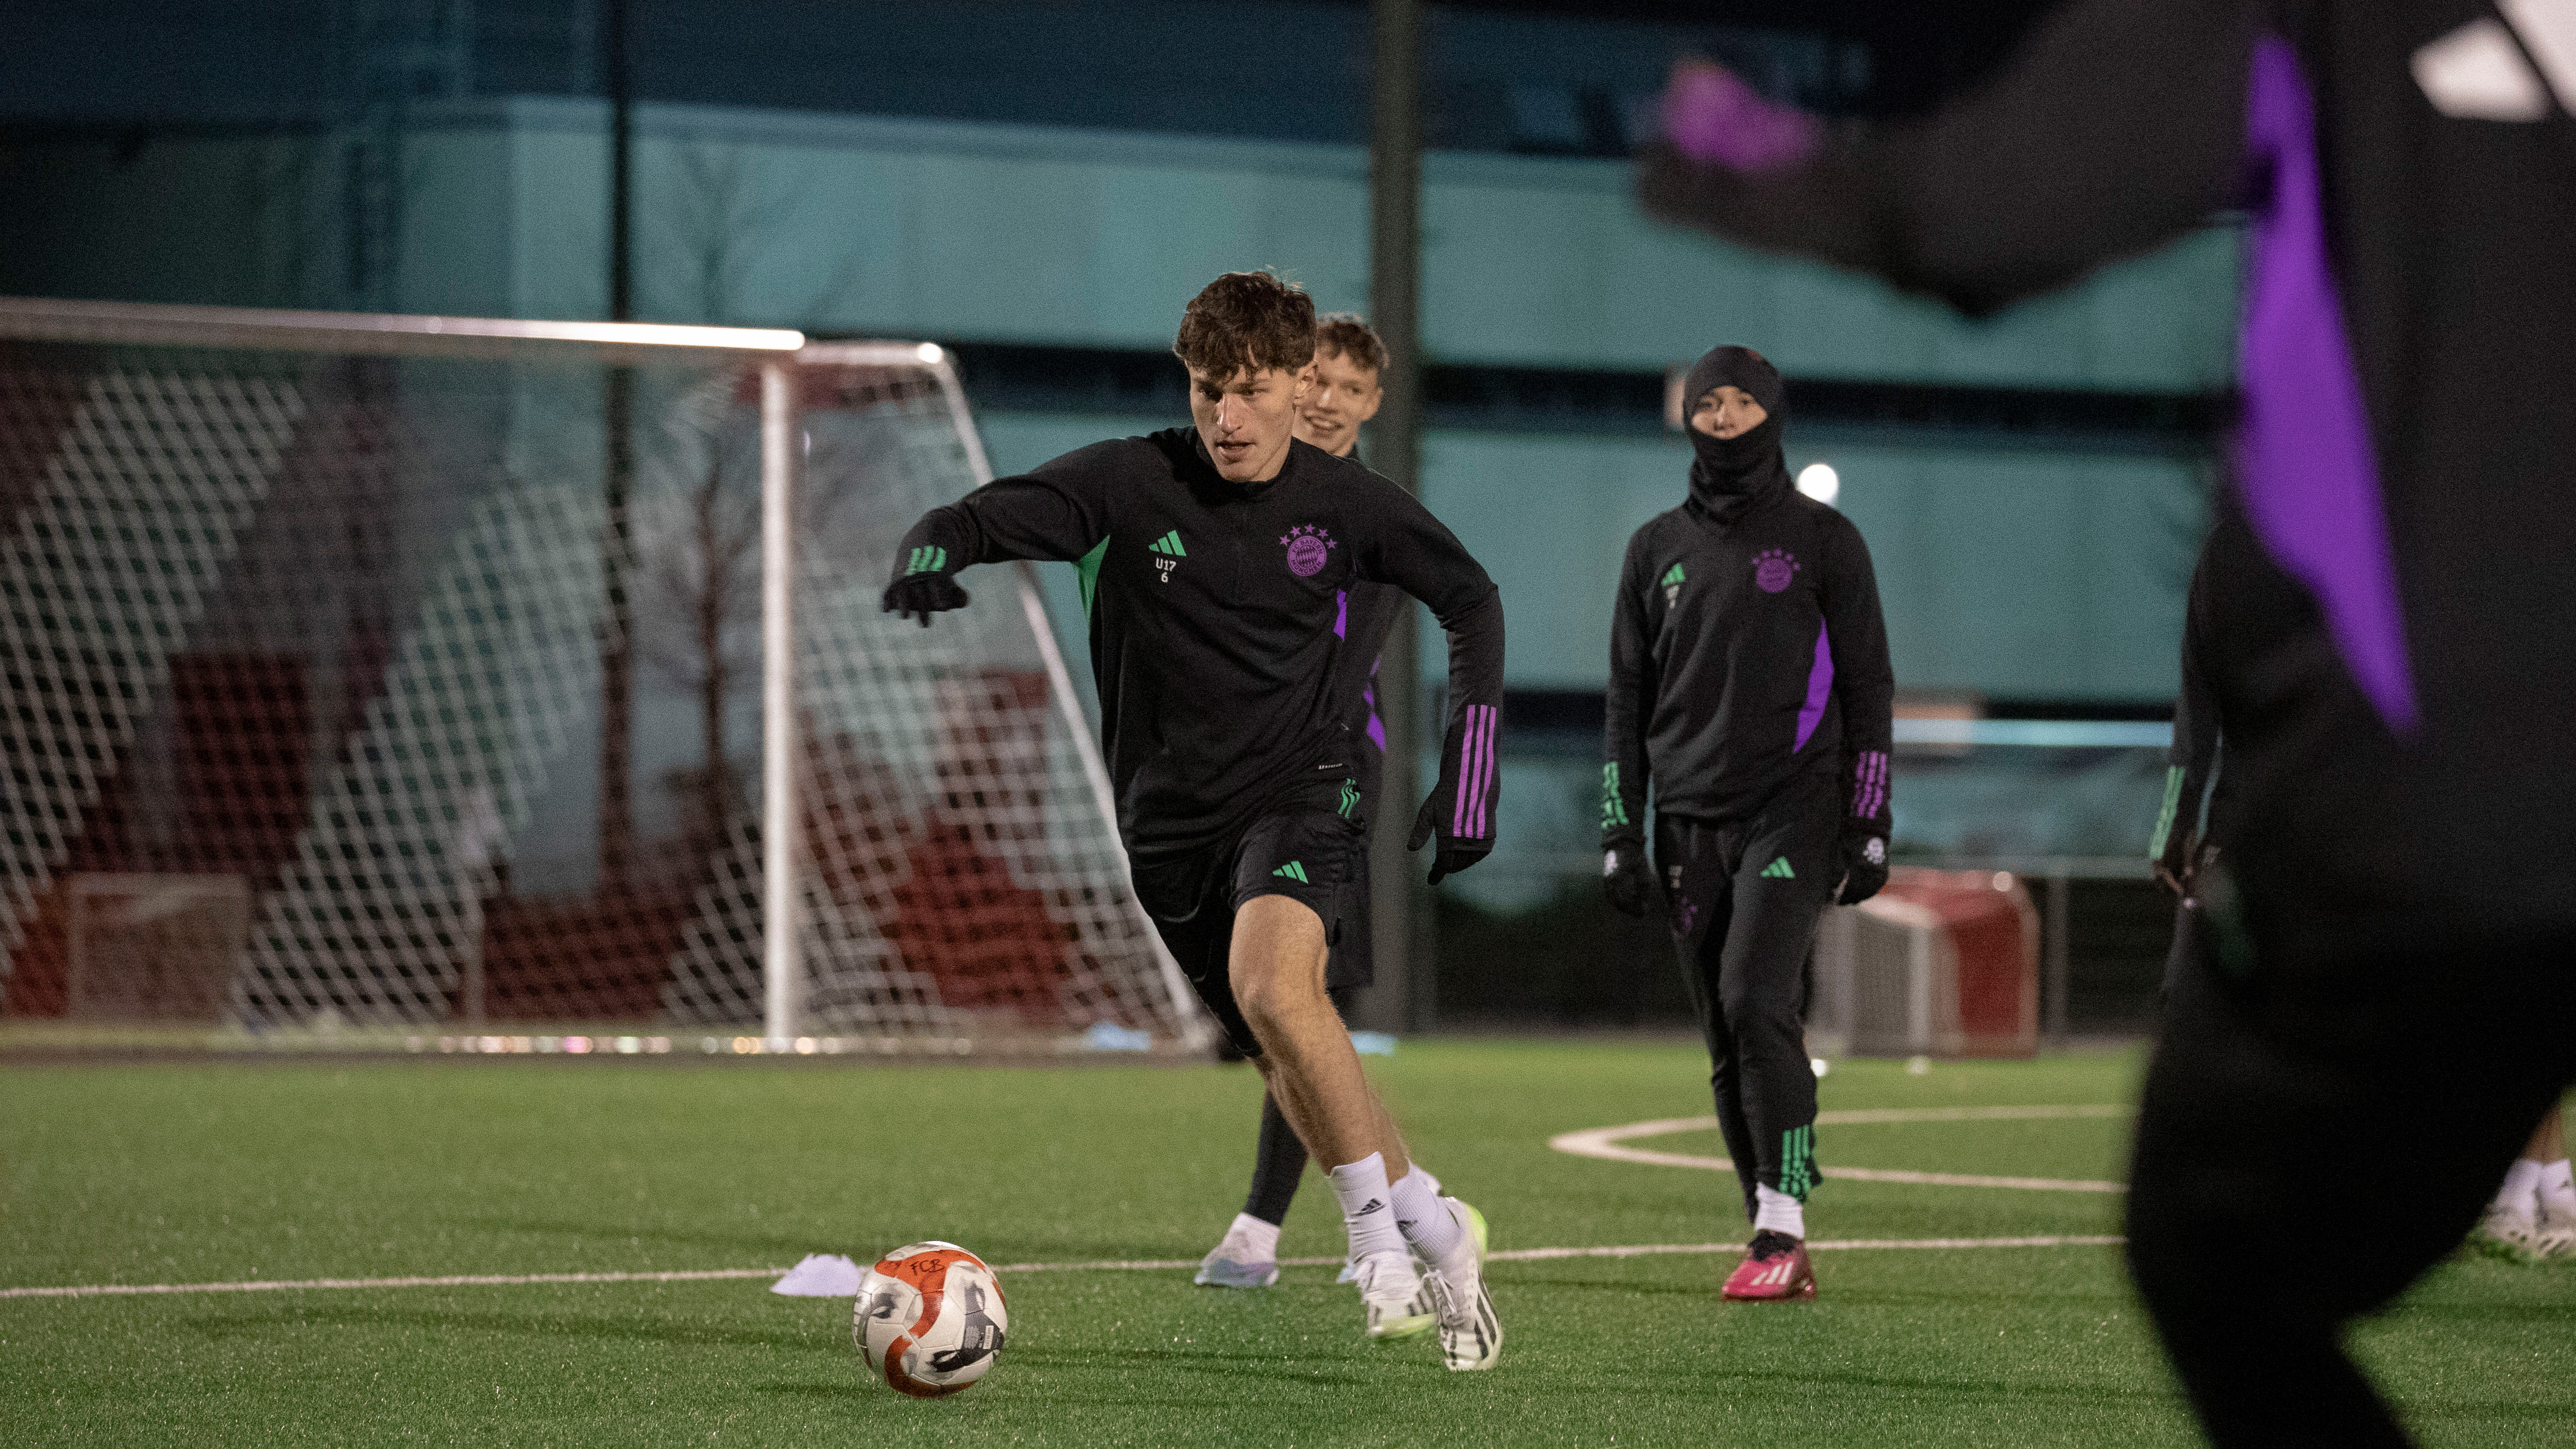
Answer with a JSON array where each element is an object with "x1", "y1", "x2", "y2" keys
[{"x1": 854, "y1": 1241, "x2": 1009, "y2": 1398}]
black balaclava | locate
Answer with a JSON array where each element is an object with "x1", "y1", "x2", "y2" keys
[{"x1": 1681, "y1": 344, "x2": 1790, "y2": 522}]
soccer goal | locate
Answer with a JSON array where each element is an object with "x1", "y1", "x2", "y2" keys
[{"x1": 0, "y1": 297, "x2": 1206, "y2": 1053}]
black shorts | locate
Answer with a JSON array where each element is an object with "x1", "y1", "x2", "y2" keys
[
  {"x1": 1129, "y1": 778, "x2": 1368, "y2": 1057},
  {"x1": 1325, "y1": 842, "x2": 1374, "y2": 991}
]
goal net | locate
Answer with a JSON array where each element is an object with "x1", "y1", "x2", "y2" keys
[
  {"x1": 0, "y1": 299, "x2": 1204, "y2": 1052},
  {"x1": 1810, "y1": 868, "x2": 2039, "y2": 1060}
]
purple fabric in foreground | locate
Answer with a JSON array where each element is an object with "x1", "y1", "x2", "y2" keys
[
  {"x1": 1363, "y1": 682, "x2": 1385, "y2": 753},
  {"x1": 2235, "y1": 37, "x2": 2419, "y2": 732},
  {"x1": 1660, "y1": 64, "x2": 1823, "y2": 174},
  {"x1": 1794, "y1": 622, "x2": 1833, "y2": 752}
]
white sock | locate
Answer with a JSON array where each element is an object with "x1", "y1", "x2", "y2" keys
[
  {"x1": 1390, "y1": 1164, "x2": 1466, "y2": 1269},
  {"x1": 1221, "y1": 1211, "x2": 1281, "y2": 1262},
  {"x1": 2539, "y1": 1160, "x2": 2576, "y2": 1215},
  {"x1": 1327, "y1": 1152, "x2": 1407, "y2": 1262},
  {"x1": 2498, "y1": 1157, "x2": 2545, "y2": 1215},
  {"x1": 1754, "y1": 1184, "x2": 1806, "y2": 1240}
]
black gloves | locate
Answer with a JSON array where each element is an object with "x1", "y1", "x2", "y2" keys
[
  {"x1": 1837, "y1": 832, "x2": 1889, "y2": 906},
  {"x1": 1409, "y1": 797, "x2": 1494, "y2": 885},
  {"x1": 1603, "y1": 840, "x2": 1654, "y2": 916},
  {"x1": 880, "y1": 572, "x2": 970, "y2": 626}
]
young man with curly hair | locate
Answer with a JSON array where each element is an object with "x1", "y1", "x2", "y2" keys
[{"x1": 884, "y1": 272, "x2": 1506, "y2": 1370}]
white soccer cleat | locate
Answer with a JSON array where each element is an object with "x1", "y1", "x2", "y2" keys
[
  {"x1": 1194, "y1": 1219, "x2": 1281, "y2": 1289},
  {"x1": 2533, "y1": 1198, "x2": 2576, "y2": 1260},
  {"x1": 1353, "y1": 1250, "x2": 1433, "y2": 1340},
  {"x1": 1424, "y1": 1198, "x2": 1500, "y2": 1371},
  {"x1": 2469, "y1": 1197, "x2": 2541, "y2": 1263}
]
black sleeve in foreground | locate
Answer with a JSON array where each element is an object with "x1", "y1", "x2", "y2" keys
[
  {"x1": 1355, "y1": 482, "x2": 1505, "y2": 848},
  {"x1": 1602, "y1": 531, "x2": 1654, "y2": 847},
  {"x1": 889, "y1": 440, "x2": 1119, "y2": 586},
  {"x1": 2155, "y1": 542, "x2": 2224, "y2": 871},
  {"x1": 1824, "y1": 516, "x2": 1895, "y2": 842},
  {"x1": 1637, "y1": 0, "x2": 2255, "y2": 317}
]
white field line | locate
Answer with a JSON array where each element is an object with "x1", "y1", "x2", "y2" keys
[
  {"x1": 1, "y1": 1267, "x2": 783, "y2": 1300},
  {"x1": 1, "y1": 1235, "x2": 2127, "y2": 1301},
  {"x1": 1550, "y1": 1105, "x2": 2131, "y2": 1194}
]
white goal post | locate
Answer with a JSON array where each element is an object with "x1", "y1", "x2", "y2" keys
[{"x1": 0, "y1": 298, "x2": 1205, "y2": 1052}]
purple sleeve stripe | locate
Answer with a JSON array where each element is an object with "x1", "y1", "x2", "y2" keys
[
  {"x1": 1333, "y1": 590, "x2": 1348, "y2": 640},
  {"x1": 1473, "y1": 704, "x2": 1497, "y2": 839},
  {"x1": 1477, "y1": 704, "x2": 1498, "y2": 838},
  {"x1": 1454, "y1": 704, "x2": 1498, "y2": 840},
  {"x1": 1479, "y1": 704, "x2": 1499, "y2": 837},
  {"x1": 1853, "y1": 749, "x2": 1888, "y2": 819}
]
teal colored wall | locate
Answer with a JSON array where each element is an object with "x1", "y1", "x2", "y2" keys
[
  {"x1": 0, "y1": 97, "x2": 2230, "y2": 712},
  {"x1": 1, "y1": 98, "x2": 2237, "y2": 392},
  {"x1": 977, "y1": 413, "x2": 2207, "y2": 707}
]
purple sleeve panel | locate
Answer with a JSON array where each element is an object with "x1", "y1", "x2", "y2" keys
[
  {"x1": 1451, "y1": 703, "x2": 1500, "y2": 841},
  {"x1": 1363, "y1": 678, "x2": 1386, "y2": 754},
  {"x1": 1794, "y1": 621, "x2": 1834, "y2": 753},
  {"x1": 2235, "y1": 36, "x2": 2419, "y2": 734},
  {"x1": 1659, "y1": 62, "x2": 1824, "y2": 174},
  {"x1": 1333, "y1": 589, "x2": 1348, "y2": 640}
]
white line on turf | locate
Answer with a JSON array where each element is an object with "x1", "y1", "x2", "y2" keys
[
  {"x1": 0, "y1": 1267, "x2": 782, "y2": 1300},
  {"x1": 1550, "y1": 1106, "x2": 2131, "y2": 1194},
  {"x1": 0, "y1": 1236, "x2": 2128, "y2": 1301}
]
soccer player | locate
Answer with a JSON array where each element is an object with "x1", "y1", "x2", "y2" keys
[
  {"x1": 883, "y1": 271, "x2": 1505, "y2": 1370},
  {"x1": 1638, "y1": 8, "x2": 2576, "y2": 1444},
  {"x1": 1601, "y1": 343, "x2": 1893, "y2": 1303},
  {"x1": 1196, "y1": 313, "x2": 1404, "y2": 1291}
]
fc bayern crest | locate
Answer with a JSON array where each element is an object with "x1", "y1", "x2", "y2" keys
[{"x1": 1281, "y1": 524, "x2": 1337, "y2": 578}]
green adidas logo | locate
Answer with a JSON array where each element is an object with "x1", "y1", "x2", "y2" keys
[
  {"x1": 904, "y1": 545, "x2": 947, "y2": 575},
  {"x1": 1600, "y1": 763, "x2": 1629, "y2": 829},
  {"x1": 1760, "y1": 857, "x2": 1796, "y2": 879},
  {"x1": 1148, "y1": 530, "x2": 1187, "y2": 557},
  {"x1": 1660, "y1": 562, "x2": 1686, "y2": 587},
  {"x1": 1271, "y1": 860, "x2": 1309, "y2": 883},
  {"x1": 1336, "y1": 779, "x2": 1361, "y2": 820}
]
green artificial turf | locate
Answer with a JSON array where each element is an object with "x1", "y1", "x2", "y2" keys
[{"x1": 2, "y1": 1041, "x2": 2569, "y2": 1446}]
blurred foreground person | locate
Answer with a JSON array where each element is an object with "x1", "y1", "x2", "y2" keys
[
  {"x1": 1640, "y1": 5, "x2": 2575, "y2": 1444},
  {"x1": 2151, "y1": 539, "x2": 2231, "y2": 1000},
  {"x1": 1198, "y1": 314, "x2": 1415, "y2": 1291},
  {"x1": 1601, "y1": 345, "x2": 1893, "y2": 1303}
]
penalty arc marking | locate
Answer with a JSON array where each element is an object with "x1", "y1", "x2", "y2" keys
[{"x1": 1549, "y1": 1105, "x2": 2132, "y2": 1194}]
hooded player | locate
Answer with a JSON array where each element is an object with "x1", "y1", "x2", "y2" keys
[
  {"x1": 1602, "y1": 344, "x2": 1894, "y2": 1302},
  {"x1": 1637, "y1": 5, "x2": 2576, "y2": 1443},
  {"x1": 884, "y1": 271, "x2": 1504, "y2": 1371}
]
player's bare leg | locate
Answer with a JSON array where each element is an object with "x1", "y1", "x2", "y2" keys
[
  {"x1": 1231, "y1": 895, "x2": 1498, "y2": 1366},
  {"x1": 1231, "y1": 896, "x2": 1404, "y2": 1174}
]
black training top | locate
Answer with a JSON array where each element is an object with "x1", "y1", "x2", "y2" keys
[
  {"x1": 894, "y1": 428, "x2": 1503, "y2": 857},
  {"x1": 1603, "y1": 478, "x2": 1894, "y2": 848},
  {"x1": 1639, "y1": 0, "x2": 2576, "y2": 959}
]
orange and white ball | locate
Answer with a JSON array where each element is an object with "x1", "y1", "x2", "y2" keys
[{"x1": 853, "y1": 1242, "x2": 1009, "y2": 1398}]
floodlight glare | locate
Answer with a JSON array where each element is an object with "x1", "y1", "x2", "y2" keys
[{"x1": 1797, "y1": 462, "x2": 1841, "y2": 505}]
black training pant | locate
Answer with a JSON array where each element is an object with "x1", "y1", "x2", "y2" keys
[
  {"x1": 1656, "y1": 774, "x2": 1838, "y2": 1221},
  {"x1": 2128, "y1": 919, "x2": 2576, "y2": 1448}
]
